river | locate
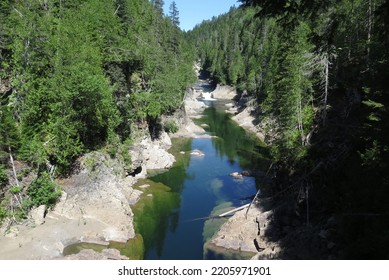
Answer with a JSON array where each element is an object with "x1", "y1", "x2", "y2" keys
[{"x1": 133, "y1": 84, "x2": 269, "y2": 260}]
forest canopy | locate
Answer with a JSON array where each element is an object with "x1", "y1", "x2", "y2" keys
[{"x1": 0, "y1": 0, "x2": 195, "y2": 174}]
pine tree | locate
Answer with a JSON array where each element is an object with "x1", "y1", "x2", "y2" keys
[
  {"x1": 153, "y1": 0, "x2": 164, "y2": 16},
  {"x1": 169, "y1": 1, "x2": 180, "y2": 28}
]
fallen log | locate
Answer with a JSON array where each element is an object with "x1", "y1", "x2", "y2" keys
[{"x1": 218, "y1": 203, "x2": 250, "y2": 217}]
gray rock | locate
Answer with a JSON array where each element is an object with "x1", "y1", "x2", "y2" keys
[
  {"x1": 138, "y1": 136, "x2": 176, "y2": 170},
  {"x1": 30, "y1": 205, "x2": 47, "y2": 225},
  {"x1": 207, "y1": 206, "x2": 278, "y2": 257},
  {"x1": 211, "y1": 85, "x2": 237, "y2": 100},
  {"x1": 53, "y1": 151, "x2": 138, "y2": 243},
  {"x1": 101, "y1": 248, "x2": 130, "y2": 260},
  {"x1": 157, "y1": 131, "x2": 172, "y2": 150}
]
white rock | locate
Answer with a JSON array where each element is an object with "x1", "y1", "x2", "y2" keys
[
  {"x1": 30, "y1": 205, "x2": 47, "y2": 225},
  {"x1": 190, "y1": 149, "x2": 205, "y2": 157},
  {"x1": 210, "y1": 85, "x2": 237, "y2": 100},
  {"x1": 230, "y1": 172, "x2": 243, "y2": 179}
]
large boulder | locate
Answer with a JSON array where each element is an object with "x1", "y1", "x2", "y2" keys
[
  {"x1": 29, "y1": 205, "x2": 47, "y2": 225},
  {"x1": 205, "y1": 204, "x2": 280, "y2": 259},
  {"x1": 211, "y1": 85, "x2": 237, "y2": 100},
  {"x1": 135, "y1": 134, "x2": 176, "y2": 171}
]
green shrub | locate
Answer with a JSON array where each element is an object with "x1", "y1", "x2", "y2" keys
[
  {"x1": 0, "y1": 207, "x2": 7, "y2": 223},
  {"x1": 106, "y1": 144, "x2": 117, "y2": 159},
  {"x1": 16, "y1": 168, "x2": 30, "y2": 180},
  {"x1": 9, "y1": 186, "x2": 23, "y2": 194},
  {"x1": 14, "y1": 209, "x2": 27, "y2": 221},
  {"x1": 164, "y1": 120, "x2": 179, "y2": 133},
  {"x1": 27, "y1": 172, "x2": 61, "y2": 207},
  {"x1": 118, "y1": 140, "x2": 132, "y2": 170},
  {"x1": 84, "y1": 156, "x2": 97, "y2": 171}
]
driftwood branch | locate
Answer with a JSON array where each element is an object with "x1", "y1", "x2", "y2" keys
[
  {"x1": 8, "y1": 147, "x2": 25, "y2": 213},
  {"x1": 219, "y1": 203, "x2": 250, "y2": 218},
  {"x1": 114, "y1": 5, "x2": 120, "y2": 15},
  {"x1": 9, "y1": 147, "x2": 19, "y2": 187},
  {"x1": 13, "y1": 8, "x2": 24, "y2": 18},
  {"x1": 245, "y1": 190, "x2": 261, "y2": 219},
  {"x1": 185, "y1": 203, "x2": 251, "y2": 222}
]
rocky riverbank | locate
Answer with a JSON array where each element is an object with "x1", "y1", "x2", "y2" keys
[
  {"x1": 170, "y1": 83, "x2": 211, "y2": 139},
  {"x1": 0, "y1": 131, "x2": 177, "y2": 260}
]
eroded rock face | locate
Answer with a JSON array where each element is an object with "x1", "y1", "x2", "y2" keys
[
  {"x1": 54, "y1": 152, "x2": 137, "y2": 243},
  {"x1": 131, "y1": 132, "x2": 175, "y2": 171},
  {"x1": 206, "y1": 204, "x2": 280, "y2": 260},
  {"x1": 29, "y1": 205, "x2": 47, "y2": 225}
]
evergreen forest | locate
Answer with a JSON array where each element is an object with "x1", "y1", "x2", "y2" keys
[
  {"x1": 188, "y1": 0, "x2": 389, "y2": 258},
  {"x1": 0, "y1": 0, "x2": 195, "y2": 221}
]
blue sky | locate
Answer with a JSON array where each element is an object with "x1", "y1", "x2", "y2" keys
[{"x1": 163, "y1": 0, "x2": 241, "y2": 31}]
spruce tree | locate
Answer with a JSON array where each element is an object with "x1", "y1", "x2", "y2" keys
[
  {"x1": 169, "y1": 1, "x2": 180, "y2": 28},
  {"x1": 153, "y1": 0, "x2": 164, "y2": 16}
]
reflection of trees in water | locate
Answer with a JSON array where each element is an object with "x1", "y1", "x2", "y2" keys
[
  {"x1": 199, "y1": 105, "x2": 270, "y2": 192},
  {"x1": 136, "y1": 138, "x2": 192, "y2": 258},
  {"x1": 152, "y1": 137, "x2": 193, "y2": 192},
  {"x1": 200, "y1": 106, "x2": 268, "y2": 171},
  {"x1": 133, "y1": 182, "x2": 181, "y2": 258}
]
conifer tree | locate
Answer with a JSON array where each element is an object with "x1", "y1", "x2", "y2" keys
[
  {"x1": 169, "y1": 1, "x2": 180, "y2": 28},
  {"x1": 153, "y1": 0, "x2": 164, "y2": 16}
]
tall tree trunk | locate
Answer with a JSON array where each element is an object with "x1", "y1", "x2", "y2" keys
[
  {"x1": 322, "y1": 51, "x2": 329, "y2": 126},
  {"x1": 8, "y1": 147, "x2": 19, "y2": 187}
]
